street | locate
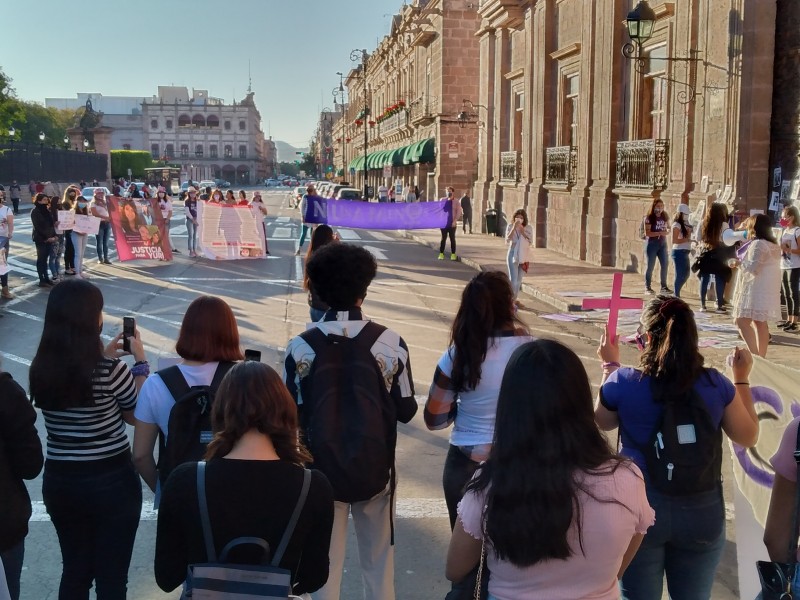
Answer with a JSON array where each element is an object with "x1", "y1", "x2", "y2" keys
[{"x1": 1, "y1": 188, "x2": 740, "y2": 600}]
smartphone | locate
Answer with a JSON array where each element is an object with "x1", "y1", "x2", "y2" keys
[
  {"x1": 123, "y1": 317, "x2": 135, "y2": 353},
  {"x1": 244, "y1": 349, "x2": 261, "y2": 362}
]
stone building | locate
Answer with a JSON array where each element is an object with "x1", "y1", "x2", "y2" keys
[
  {"x1": 334, "y1": 0, "x2": 482, "y2": 201},
  {"x1": 312, "y1": 109, "x2": 340, "y2": 181},
  {"x1": 475, "y1": 0, "x2": 777, "y2": 270},
  {"x1": 143, "y1": 87, "x2": 270, "y2": 184}
]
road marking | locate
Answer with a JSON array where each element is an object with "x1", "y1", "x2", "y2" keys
[
  {"x1": 369, "y1": 231, "x2": 395, "y2": 242},
  {"x1": 363, "y1": 245, "x2": 388, "y2": 261},
  {"x1": 273, "y1": 227, "x2": 295, "y2": 238},
  {"x1": 0, "y1": 351, "x2": 31, "y2": 366},
  {"x1": 336, "y1": 229, "x2": 361, "y2": 241},
  {"x1": 28, "y1": 498, "x2": 449, "y2": 521}
]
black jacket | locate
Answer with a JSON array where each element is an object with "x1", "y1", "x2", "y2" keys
[
  {"x1": 30, "y1": 203, "x2": 56, "y2": 243},
  {"x1": 0, "y1": 372, "x2": 43, "y2": 552}
]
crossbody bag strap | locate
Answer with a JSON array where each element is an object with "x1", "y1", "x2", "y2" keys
[
  {"x1": 786, "y1": 424, "x2": 800, "y2": 563},
  {"x1": 196, "y1": 461, "x2": 217, "y2": 562},
  {"x1": 271, "y1": 468, "x2": 312, "y2": 567}
]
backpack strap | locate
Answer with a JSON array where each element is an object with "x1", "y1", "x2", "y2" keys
[
  {"x1": 299, "y1": 327, "x2": 330, "y2": 354},
  {"x1": 353, "y1": 321, "x2": 387, "y2": 349},
  {"x1": 271, "y1": 468, "x2": 312, "y2": 567},
  {"x1": 196, "y1": 461, "x2": 218, "y2": 562},
  {"x1": 787, "y1": 425, "x2": 800, "y2": 563},
  {"x1": 210, "y1": 361, "x2": 235, "y2": 392},
  {"x1": 157, "y1": 365, "x2": 191, "y2": 402}
]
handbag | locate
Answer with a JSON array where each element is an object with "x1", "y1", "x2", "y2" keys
[
  {"x1": 520, "y1": 262, "x2": 529, "y2": 274},
  {"x1": 184, "y1": 462, "x2": 311, "y2": 599},
  {"x1": 444, "y1": 538, "x2": 488, "y2": 600},
  {"x1": 756, "y1": 425, "x2": 800, "y2": 599}
]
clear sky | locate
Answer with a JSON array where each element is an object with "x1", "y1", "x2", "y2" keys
[{"x1": 0, "y1": 0, "x2": 405, "y2": 147}]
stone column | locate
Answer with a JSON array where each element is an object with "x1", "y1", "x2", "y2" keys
[{"x1": 475, "y1": 27, "x2": 497, "y2": 232}]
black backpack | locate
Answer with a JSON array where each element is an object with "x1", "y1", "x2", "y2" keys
[
  {"x1": 629, "y1": 381, "x2": 722, "y2": 496},
  {"x1": 298, "y1": 322, "x2": 396, "y2": 503},
  {"x1": 157, "y1": 362, "x2": 235, "y2": 487}
]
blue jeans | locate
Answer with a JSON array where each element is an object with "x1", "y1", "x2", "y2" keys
[
  {"x1": 645, "y1": 239, "x2": 668, "y2": 289},
  {"x1": 507, "y1": 251, "x2": 524, "y2": 300},
  {"x1": 700, "y1": 273, "x2": 726, "y2": 309},
  {"x1": 71, "y1": 232, "x2": 88, "y2": 275},
  {"x1": 621, "y1": 485, "x2": 725, "y2": 600},
  {"x1": 42, "y1": 458, "x2": 142, "y2": 600},
  {"x1": 186, "y1": 218, "x2": 197, "y2": 252},
  {"x1": 49, "y1": 235, "x2": 64, "y2": 278},
  {"x1": 298, "y1": 224, "x2": 310, "y2": 248},
  {"x1": 671, "y1": 249, "x2": 691, "y2": 298},
  {"x1": 95, "y1": 221, "x2": 110, "y2": 261},
  {"x1": 0, "y1": 236, "x2": 8, "y2": 287},
  {"x1": 1, "y1": 540, "x2": 24, "y2": 600}
]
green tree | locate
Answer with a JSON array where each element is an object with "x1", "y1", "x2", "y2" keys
[{"x1": 110, "y1": 150, "x2": 153, "y2": 179}]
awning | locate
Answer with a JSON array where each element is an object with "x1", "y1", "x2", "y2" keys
[
  {"x1": 349, "y1": 155, "x2": 365, "y2": 172},
  {"x1": 367, "y1": 151, "x2": 382, "y2": 170},
  {"x1": 403, "y1": 138, "x2": 436, "y2": 164},
  {"x1": 336, "y1": 168, "x2": 344, "y2": 176},
  {"x1": 384, "y1": 147, "x2": 406, "y2": 167}
]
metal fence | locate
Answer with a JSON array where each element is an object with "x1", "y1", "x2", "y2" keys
[
  {"x1": 545, "y1": 146, "x2": 578, "y2": 186},
  {"x1": 0, "y1": 143, "x2": 108, "y2": 184},
  {"x1": 500, "y1": 150, "x2": 522, "y2": 183},
  {"x1": 615, "y1": 139, "x2": 669, "y2": 189}
]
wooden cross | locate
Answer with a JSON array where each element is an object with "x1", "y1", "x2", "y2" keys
[{"x1": 581, "y1": 273, "x2": 644, "y2": 339}]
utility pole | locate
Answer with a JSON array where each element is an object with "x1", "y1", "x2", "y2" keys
[{"x1": 350, "y1": 49, "x2": 369, "y2": 200}]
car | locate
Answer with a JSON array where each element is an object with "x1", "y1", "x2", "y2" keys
[
  {"x1": 265, "y1": 178, "x2": 281, "y2": 187},
  {"x1": 334, "y1": 187, "x2": 363, "y2": 201},
  {"x1": 198, "y1": 180, "x2": 217, "y2": 192},
  {"x1": 80, "y1": 186, "x2": 111, "y2": 200},
  {"x1": 215, "y1": 179, "x2": 231, "y2": 188},
  {"x1": 290, "y1": 186, "x2": 306, "y2": 208}
]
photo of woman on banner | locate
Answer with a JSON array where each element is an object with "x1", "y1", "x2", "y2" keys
[
  {"x1": 107, "y1": 197, "x2": 173, "y2": 262},
  {"x1": 119, "y1": 200, "x2": 146, "y2": 239}
]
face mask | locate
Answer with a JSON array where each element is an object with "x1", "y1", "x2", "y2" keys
[
  {"x1": 781, "y1": 218, "x2": 790, "y2": 227},
  {"x1": 654, "y1": 208, "x2": 663, "y2": 215},
  {"x1": 78, "y1": 201, "x2": 87, "y2": 208},
  {"x1": 635, "y1": 332, "x2": 647, "y2": 352}
]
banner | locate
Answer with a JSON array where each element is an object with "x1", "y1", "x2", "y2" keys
[
  {"x1": 57, "y1": 210, "x2": 75, "y2": 231},
  {"x1": 107, "y1": 196, "x2": 173, "y2": 261},
  {"x1": 731, "y1": 357, "x2": 800, "y2": 598},
  {"x1": 73, "y1": 214, "x2": 101, "y2": 236},
  {"x1": 303, "y1": 197, "x2": 452, "y2": 230},
  {"x1": 197, "y1": 201, "x2": 267, "y2": 260}
]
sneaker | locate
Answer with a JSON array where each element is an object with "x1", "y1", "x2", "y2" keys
[
  {"x1": 777, "y1": 320, "x2": 790, "y2": 328},
  {"x1": 715, "y1": 306, "x2": 727, "y2": 314},
  {"x1": 645, "y1": 287, "x2": 655, "y2": 295},
  {"x1": 103, "y1": 259, "x2": 112, "y2": 265},
  {"x1": 661, "y1": 286, "x2": 673, "y2": 294},
  {"x1": 172, "y1": 249, "x2": 181, "y2": 254},
  {"x1": 38, "y1": 280, "x2": 54, "y2": 288},
  {"x1": 700, "y1": 305, "x2": 708, "y2": 312},
  {"x1": 785, "y1": 323, "x2": 799, "y2": 332},
  {"x1": 437, "y1": 253, "x2": 445, "y2": 260},
  {"x1": 450, "y1": 254, "x2": 458, "y2": 261},
  {"x1": 295, "y1": 248, "x2": 302, "y2": 256}
]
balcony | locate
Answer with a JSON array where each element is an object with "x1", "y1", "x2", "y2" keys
[
  {"x1": 378, "y1": 110, "x2": 407, "y2": 136},
  {"x1": 410, "y1": 96, "x2": 438, "y2": 125},
  {"x1": 544, "y1": 146, "x2": 578, "y2": 186},
  {"x1": 500, "y1": 150, "x2": 522, "y2": 183},
  {"x1": 615, "y1": 139, "x2": 669, "y2": 190}
]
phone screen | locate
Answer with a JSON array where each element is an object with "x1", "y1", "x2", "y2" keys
[
  {"x1": 244, "y1": 349, "x2": 261, "y2": 362},
  {"x1": 123, "y1": 317, "x2": 135, "y2": 353}
]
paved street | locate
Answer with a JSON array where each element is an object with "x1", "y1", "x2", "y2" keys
[{"x1": 1, "y1": 188, "x2": 744, "y2": 599}]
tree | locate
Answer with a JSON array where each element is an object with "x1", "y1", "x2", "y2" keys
[{"x1": 110, "y1": 150, "x2": 153, "y2": 179}]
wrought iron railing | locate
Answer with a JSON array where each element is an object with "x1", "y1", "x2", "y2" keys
[
  {"x1": 410, "y1": 96, "x2": 438, "y2": 123},
  {"x1": 545, "y1": 146, "x2": 578, "y2": 186},
  {"x1": 615, "y1": 139, "x2": 669, "y2": 189},
  {"x1": 500, "y1": 150, "x2": 521, "y2": 183},
  {"x1": 0, "y1": 143, "x2": 107, "y2": 182},
  {"x1": 379, "y1": 111, "x2": 407, "y2": 136}
]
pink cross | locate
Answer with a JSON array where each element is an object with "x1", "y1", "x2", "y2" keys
[{"x1": 581, "y1": 273, "x2": 644, "y2": 339}]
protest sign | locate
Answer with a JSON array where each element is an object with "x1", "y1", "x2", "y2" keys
[
  {"x1": 57, "y1": 210, "x2": 75, "y2": 231},
  {"x1": 73, "y1": 214, "x2": 101, "y2": 236},
  {"x1": 303, "y1": 197, "x2": 451, "y2": 230},
  {"x1": 197, "y1": 201, "x2": 267, "y2": 260},
  {"x1": 107, "y1": 196, "x2": 173, "y2": 261}
]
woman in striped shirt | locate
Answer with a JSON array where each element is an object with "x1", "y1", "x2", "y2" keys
[{"x1": 29, "y1": 278, "x2": 149, "y2": 599}]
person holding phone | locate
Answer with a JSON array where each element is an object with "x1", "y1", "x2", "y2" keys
[{"x1": 505, "y1": 209, "x2": 533, "y2": 308}]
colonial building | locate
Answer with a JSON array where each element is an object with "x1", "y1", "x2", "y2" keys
[
  {"x1": 333, "y1": 0, "x2": 482, "y2": 200},
  {"x1": 312, "y1": 109, "x2": 340, "y2": 180},
  {"x1": 475, "y1": 0, "x2": 777, "y2": 270}
]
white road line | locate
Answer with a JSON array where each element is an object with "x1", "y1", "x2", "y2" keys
[
  {"x1": 29, "y1": 499, "x2": 448, "y2": 522},
  {"x1": 336, "y1": 229, "x2": 362, "y2": 241},
  {"x1": 0, "y1": 352, "x2": 31, "y2": 366},
  {"x1": 369, "y1": 231, "x2": 395, "y2": 242}
]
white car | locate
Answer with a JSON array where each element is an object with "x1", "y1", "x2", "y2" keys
[
  {"x1": 80, "y1": 186, "x2": 111, "y2": 200},
  {"x1": 334, "y1": 187, "x2": 363, "y2": 201}
]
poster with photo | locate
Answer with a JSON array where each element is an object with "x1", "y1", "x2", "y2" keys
[
  {"x1": 773, "y1": 167, "x2": 782, "y2": 189},
  {"x1": 781, "y1": 180, "x2": 791, "y2": 202},
  {"x1": 107, "y1": 196, "x2": 173, "y2": 261},
  {"x1": 197, "y1": 201, "x2": 267, "y2": 260}
]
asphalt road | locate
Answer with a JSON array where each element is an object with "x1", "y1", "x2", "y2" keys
[{"x1": 0, "y1": 187, "x2": 738, "y2": 599}]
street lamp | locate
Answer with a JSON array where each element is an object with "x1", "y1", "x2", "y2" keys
[
  {"x1": 7, "y1": 127, "x2": 15, "y2": 180},
  {"x1": 63, "y1": 135, "x2": 69, "y2": 149},
  {"x1": 350, "y1": 48, "x2": 369, "y2": 200},
  {"x1": 624, "y1": 1, "x2": 657, "y2": 49},
  {"x1": 83, "y1": 138, "x2": 89, "y2": 151},
  {"x1": 38, "y1": 132, "x2": 45, "y2": 176}
]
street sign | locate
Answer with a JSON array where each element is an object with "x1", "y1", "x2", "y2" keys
[
  {"x1": 383, "y1": 165, "x2": 392, "y2": 178},
  {"x1": 447, "y1": 141, "x2": 459, "y2": 158}
]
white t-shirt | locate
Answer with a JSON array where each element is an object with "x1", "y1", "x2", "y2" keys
[
  {"x1": 782, "y1": 227, "x2": 800, "y2": 270},
  {"x1": 134, "y1": 362, "x2": 220, "y2": 436},
  {"x1": 0, "y1": 205, "x2": 12, "y2": 237},
  {"x1": 672, "y1": 221, "x2": 693, "y2": 250},
  {"x1": 378, "y1": 185, "x2": 388, "y2": 198}
]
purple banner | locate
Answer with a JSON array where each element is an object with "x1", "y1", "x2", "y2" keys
[{"x1": 303, "y1": 197, "x2": 451, "y2": 230}]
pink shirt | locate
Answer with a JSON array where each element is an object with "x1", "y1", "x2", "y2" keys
[{"x1": 458, "y1": 462, "x2": 654, "y2": 600}]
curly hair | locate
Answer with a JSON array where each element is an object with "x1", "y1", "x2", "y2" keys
[
  {"x1": 303, "y1": 225, "x2": 337, "y2": 290},
  {"x1": 305, "y1": 243, "x2": 377, "y2": 309},
  {"x1": 205, "y1": 361, "x2": 311, "y2": 465}
]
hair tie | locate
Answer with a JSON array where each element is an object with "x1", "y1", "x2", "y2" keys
[{"x1": 657, "y1": 297, "x2": 681, "y2": 318}]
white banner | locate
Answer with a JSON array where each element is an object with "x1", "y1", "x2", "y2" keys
[
  {"x1": 197, "y1": 201, "x2": 267, "y2": 260},
  {"x1": 73, "y1": 214, "x2": 101, "y2": 236}
]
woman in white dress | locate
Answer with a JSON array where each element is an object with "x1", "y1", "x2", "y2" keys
[
  {"x1": 505, "y1": 209, "x2": 533, "y2": 307},
  {"x1": 731, "y1": 214, "x2": 782, "y2": 357}
]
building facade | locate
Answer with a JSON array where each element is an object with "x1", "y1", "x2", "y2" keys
[
  {"x1": 475, "y1": 0, "x2": 777, "y2": 269},
  {"x1": 333, "y1": 0, "x2": 482, "y2": 201}
]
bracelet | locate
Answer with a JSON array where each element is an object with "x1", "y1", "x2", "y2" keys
[
  {"x1": 133, "y1": 360, "x2": 148, "y2": 366},
  {"x1": 131, "y1": 363, "x2": 150, "y2": 378},
  {"x1": 734, "y1": 382, "x2": 750, "y2": 386},
  {"x1": 602, "y1": 362, "x2": 621, "y2": 369}
]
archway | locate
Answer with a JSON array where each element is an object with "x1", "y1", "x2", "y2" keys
[
  {"x1": 192, "y1": 114, "x2": 206, "y2": 127},
  {"x1": 210, "y1": 165, "x2": 221, "y2": 179},
  {"x1": 222, "y1": 165, "x2": 236, "y2": 184},
  {"x1": 178, "y1": 114, "x2": 190, "y2": 127},
  {"x1": 207, "y1": 115, "x2": 220, "y2": 128},
  {"x1": 236, "y1": 165, "x2": 250, "y2": 185}
]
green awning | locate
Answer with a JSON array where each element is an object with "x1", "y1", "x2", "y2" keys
[
  {"x1": 347, "y1": 157, "x2": 360, "y2": 171},
  {"x1": 367, "y1": 151, "x2": 381, "y2": 170},
  {"x1": 349, "y1": 155, "x2": 365, "y2": 172},
  {"x1": 403, "y1": 138, "x2": 435, "y2": 164},
  {"x1": 402, "y1": 141, "x2": 418, "y2": 165},
  {"x1": 336, "y1": 168, "x2": 344, "y2": 176},
  {"x1": 384, "y1": 147, "x2": 405, "y2": 167}
]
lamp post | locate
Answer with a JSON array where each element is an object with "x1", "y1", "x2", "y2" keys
[
  {"x1": 333, "y1": 72, "x2": 348, "y2": 181},
  {"x1": 350, "y1": 49, "x2": 369, "y2": 199},
  {"x1": 38, "y1": 132, "x2": 45, "y2": 176},
  {"x1": 7, "y1": 127, "x2": 15, "y2": 180},
  {"x1": 63, "y1": 136, "x2": 69, "y2": 150},
  {"x1": 83, "y1": 138, "x2": 89, "y2": 152}
]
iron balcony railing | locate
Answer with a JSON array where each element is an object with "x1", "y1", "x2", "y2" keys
[
  {"x1": 378, "y1": 110, "x2": 407, "y2": 136},
  {"x1": 615, "y1": 139, "x2": 669, "y2": 189},
  {"x1": 545, "y1": 146, "x2": 578, "y2": 186},
  {"x1": 410, "y1": 96, "x2": 438, "y2": 124},
  {"x1": 500, "y1": 150, "x2": 521, "y2": 183}
]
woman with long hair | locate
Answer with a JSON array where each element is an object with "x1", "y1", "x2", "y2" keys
[
  {"x1": 425, "y1": 271, "x2": 533, "y2": 529},
  {"x1": 237, "y1": 189, "x2": 249, "y2": 206},
  {"x1": 697, "y1": 202, "x2": 732, "y2": 312},
  {"x1": 596, "y1": 295, "x2": 759, "y2": 599},
  {"x1": 132, "y1": 296, "x2": 244, "y2": 493},
  {"x1": 504, "y1": 209, "x2": 533, "y2": 306},
  {"x1": 731, "y1": 213, "x2": 782, "y2": 357},
  {"x1": 71, "y1": 192, "x2": 91, "y2": 278},
  {"x1": 60, "y1": 186, "x2": 78, "y2": 275},
  {"x1": 118, "y1": 200, "x2": 145, "y2": 238},
  {"x1": 90, "y1": 188, "x2": 112, "y2": 265},
  {"x1": 250, "y1": 190, "x2": 270, "y2": 254},
  {"x1": 447, "y1": 340, "x2": 653, "y2": 599},
  {"x1": 29, "y1": 278, "x2": 148, "y2": 599},
  {"x1": 154, "y1": 361, "x2": 334, "y2": 597},
  {"x1": 156, "y1": 187, "x2": 179, "y2": 254},
  {"x1": 642, "y1": 198, "x2": 671, "y2": 295},
  {"x1": 0, "y1": 191, "x2": 14, "y2": 299},
  {"x1": 30, "y1": 193, "x2": 57, "y2": 288},
  {"x1": 224, "y1": 189, "x2": 236, "y2": 205},
  {"x1": 780, "y1": 205, "x2": 800, "y2": 331},
  {"x1": 303, "y1": 224, "x2": 338, "y2": 322},
  {"x1": 670, "y1": 204, "x2": 693, "y2": 298}
]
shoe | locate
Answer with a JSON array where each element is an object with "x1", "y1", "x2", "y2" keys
[
  {"x1": 38, "y1": 280, "x2": 54, "y2": 288},
  {"x1": 715, "y1": 306, "x2": 727, "y2": 314},
  {"x1": 777, "y1": 320, "x2": 790, "y2": 327},
  {"x1": 700, "y1": 305, "x2": 708, "y2": 312},
  {"x1": 103, "y1": 259, "x2": 112, "y2": 265},
  {"x1": 785, "y1": 323, "x2": 799, "y2": 332},
  {"x1": 1, "y1": 286, "x2": 14, "y2": 300},
  {"x1": 66, "y1": 268, "x2": 75, "y2": 275},
  {"x1": 172, "y1": 249, "x2": 181, "y2": 254},
  {"x1": 645, "y1": 287, "x2": 655, "y2": 295},
  {"x1": 661, "y1": 286, "x2": 673, "y2": 294},
  {"x1": 437, "y1": 253, "x2": 445, "y2": 260},
  {"x1": 450, "y1": 254, "x2": 458, "y2": 261},
  {"x1": 295, "y1": 249, "x2": 302, "y2": 256}
]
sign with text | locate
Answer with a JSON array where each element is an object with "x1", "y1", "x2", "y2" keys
[
  {"x1": 73, "y1": 214, "x2": 101, "y2": 236},
  {"x1": 107, "y1": 196, "x2": 172, "y2": 261},
  {"x1": 197, "y1": 201, "x2": 267, "y2": 260},
  {"x1": 303, "y1": 197, "x2": 451, "y2": 230}
]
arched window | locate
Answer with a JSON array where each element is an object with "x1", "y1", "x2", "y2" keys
[
  {"x1": 178, "y1": 114, "x2": 191, "y2": 127},
  {"x1": 195, "y1": 144, "x2": 204, "y2": 157},
  {"x1": 207, "y1": 115, "x2": 220, "y2": 128},
  {"x1": 192, "y1": 114, "x2": 206, "y2": 127}
]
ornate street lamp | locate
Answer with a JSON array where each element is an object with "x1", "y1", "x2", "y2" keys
[
  {"x1": 624, "y1": 1, "x2": 656, "y2": 49},
  {"x1": 7, "y1": 127, "x2": 15, "y2": 180},
  {"x1": 83, "y1": 138, "x2": 89, "y2": 151},
  {"x1": 63, "y1": 135, "x2": 69, "y2": 149},
  {"x1": 351, "y1": 48, "x2": 369, "y2": 199},
  {"x1": 457, "y1": 100, "x2": 486, "y2": 129}
]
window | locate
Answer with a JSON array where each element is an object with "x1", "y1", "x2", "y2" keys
[
  {"x1": 166, "y1": 119, "x2": 173, "y2": 129},
  {"x1": 561, "y1": 75, "x2": 579, "y2": 146},
  {"x1": 122, "y1": 143, "x2": 131, "y2": 151},
  {"x1": 239, "y1": 145, "x2": 247, "y2": 159},
  {"x1": 640, "y1": 45, "x2": 668, "y2": 140},
  {"x1": 195, "y1": 144, "x2": 204, "y2": 158},
  {"x1": 239, "y1": 120, "x2": 246, "y2": 131},
  {"x1": 180, "y1": 144, "x2": 189, "y2": 158},
  {"x1": 224, "y1": 145, "x2": 233, "y2": 158},
  {"x1": 150, "y1": 119, "x2": 158, "y2": 130},
  {"x1": 165, "y1": 143, "x2": 174, "y2": 158},
  {"x1": 207, "y1": 115, "x2": 219, "y2": 128},
  {"x1": 178, "y1": 114, "x2": 191, "y2": 127},
  {"x1": 150, "y1": 144, "x2": 158, "y2": 157},
  {"x1": 513, "y1": 91, "x2": 524, "y2": 151},
  {"x1": 224, "y1": 121, "x2": 231, "y2": 131},
  {"x1": 209, "y1": 144, "x2": 218, "y2": 158}
]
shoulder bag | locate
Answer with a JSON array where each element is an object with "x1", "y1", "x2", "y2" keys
[
  {"x1": 756, "y1": 424, "x2": 800, "y2": 599},
  {"x1": 184, "y1": 462, "x2": 311, "y2": 599}
]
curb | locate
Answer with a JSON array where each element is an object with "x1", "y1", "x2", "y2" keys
[{"x1": 399, "y1": 230, "x2": 579, "y2": 313}]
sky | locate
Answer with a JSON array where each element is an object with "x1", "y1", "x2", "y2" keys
[{"x1": 0, "y1": 0, "x2": 406, "y2": 147}]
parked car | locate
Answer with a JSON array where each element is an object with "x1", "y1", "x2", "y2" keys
[
  {"x1": 334, "y1": 187, "x2": 363, "y2": 201},
  {"x1": 80, "y1": 186, "x2": 111, "y2": 200},
  {"x1": 265, "y1": 178, "x2": 281, "y2": 187},
  {"x1": 215, "y1": 179, "x2": 231, "y2": 188}
]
